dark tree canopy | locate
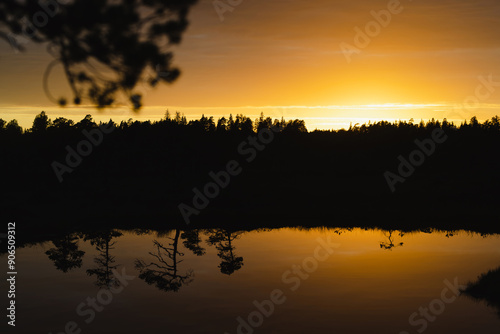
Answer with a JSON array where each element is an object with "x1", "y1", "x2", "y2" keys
[
  {"x1": 0, "y1": 0, "x2": 198, "y2": 110},
  {"x1": 45, "y1": 233, "x2": 85, "y2": 273},
  {"x1": 31, "y1": 110, "x2": 51, "y2": 133}
]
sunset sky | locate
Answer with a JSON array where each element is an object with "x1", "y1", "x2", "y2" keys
[{"x1": 1, "y1": 0, "x2": 500, "y2": 130}]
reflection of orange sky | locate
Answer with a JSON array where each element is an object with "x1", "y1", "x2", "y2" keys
[
  {"x1": 15, "y1": 227, "x2": 500, "y2": 333},
  {"x1": 140, "y1": 227, "x2": 500, "y2": 332},
  {"x1": 1, "y1": 0, "x2": 500, "y2": 129}
]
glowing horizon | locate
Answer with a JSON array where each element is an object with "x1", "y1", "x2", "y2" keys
[{"x1": 1, "y1": 102, "x2": 496, "y2": 131}]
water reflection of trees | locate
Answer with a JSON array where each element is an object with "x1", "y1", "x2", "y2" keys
[
  {"x1": 45, "y1": 233, "x2": 85, "y2": 273},
  {"x1": 379, "y1": 230, "x2": 405, "y2": 250},
  {"x1": 135, "y1": 228, "x2": 245, "y2": 292},
  {"x1": 329, "y1": 228, "x2": 406, "y2": 251},
  {"x1": 207, "y1": 229, "x2": 244, "y2": 275},
  {"x1": 84, "y1": 230, "x2": 123, "y2": 288},
  {"x1": 462, "y1": 266, "x2": 500, "y2": 318},
  {"x1": 332, "y1": 228, "x2": 354, "y2": 235},
  {"x1": 182, "y1": 230, "x2": 206, "y2": 256},
  {"x1": 135, "y1": 229, "x2": 194, "y2": 292}
]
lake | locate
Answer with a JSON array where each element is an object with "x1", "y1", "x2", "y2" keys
[{"x1": 4, "y1": 227, "x2": 500, "y2": 334}]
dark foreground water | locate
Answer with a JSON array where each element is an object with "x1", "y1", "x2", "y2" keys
[{"x1": 2, "y1": 228, "x2": 500, "y2": 334}]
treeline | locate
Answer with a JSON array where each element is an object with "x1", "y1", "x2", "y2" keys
[
  {"x1": 1, "y1": 111, "x2": 500, "y2": 137},
  {"x1": 0, "y1": 111, "x2": 308, "y2": 137}
]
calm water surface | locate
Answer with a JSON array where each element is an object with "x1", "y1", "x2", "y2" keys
[{"x1": 4, "y1": 228, "x2": 500, "y2": 333}]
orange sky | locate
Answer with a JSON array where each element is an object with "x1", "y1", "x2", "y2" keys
[{"x1": 1, "y1": 0, "x2": 500, "y2": 130}]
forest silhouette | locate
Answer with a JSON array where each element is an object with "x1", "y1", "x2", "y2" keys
[{"x1": 0, "y1": 111, "x2": 499, "y2": 231}]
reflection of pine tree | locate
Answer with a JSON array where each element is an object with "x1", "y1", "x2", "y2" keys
[
  {"x1": 84, "y1": 230, "x2": 123, "y2": 288},
  {"x1": 379, "y1": 230, "x2": 405, "y2": 250},
  {"x1": 181, "y1": 229, "x2": 206, "y2": 256},
  {"x1": 45, "y1": 233, "x2": 85, "y2": 273},
  {"x1": 135, "y1": 229, "x2": 193, "y2": 292},
  {"x1": 207, "y1": 229, "x2": 244, "y2": 275}
]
